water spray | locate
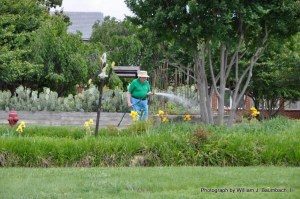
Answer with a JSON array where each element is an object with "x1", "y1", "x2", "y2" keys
[{"x1": 154, "y1": 92, "x2": 199, "y2": 113}]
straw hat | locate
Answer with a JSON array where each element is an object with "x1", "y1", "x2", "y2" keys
[{"x1": 137, "y1": 70, "x2": 149, "y2": 78}]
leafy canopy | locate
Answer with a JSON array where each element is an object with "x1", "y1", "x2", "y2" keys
[
  {"x1": 0, "y1": 0, "x2": 49, "y2": 89},
  {"x1": 91, "y1": 17, "x2": 143, "y2": 66},
  {"x1": 126, "y1": 0, "x2": 300, "y2": 50}
]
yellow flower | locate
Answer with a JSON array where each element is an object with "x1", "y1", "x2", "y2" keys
[
  {"x1": 88, "y1": 119, "x2": 94, "y2": 125},
  {"x1": 83, "y1": 119, "x2": 94, "y2": 135},
  {"x1": 88, "y1": 79, "x2": 93, "y2": 85},
  {"x1": 84, "y1": 121, "x2": 89, "y2": 128},
  {"x1": 157, "y1": 110, "x2": 169, "y2": 123},
  {"x1": 16, "y1": 121, "x2": 26, "y2": 134},
  {"x1": 162, "y1": 116, "x2": 169, "y2": 123},
  {"x1": 250, "y1": 107, "x2": 260, "y2": 117},
  {"x1": 20, "y1": 121, "x2": 26, "y2": 128},
  {"x1": 183, "y1": 114, "x2": 192, "y2": 121},
  {"x1": 83, "y1": 119, "x2": 94, "y2": 136},
  {"x1": 130, "y1": 111, "x2": 139, "y2": 121},
  {"x1": 16, "y1": 126, "x2": 23, "y2": 134},
  {"x1": 158, "y1": 110, "x2": 164, "y2": 117}
]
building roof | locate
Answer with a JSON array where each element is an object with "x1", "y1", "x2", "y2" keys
[{"x1": 64, "y1": 12, "x2": 104, "y2": 41}]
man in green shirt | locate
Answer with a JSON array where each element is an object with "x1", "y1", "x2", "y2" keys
[{"x1": 127, "y1": 70, "x2": 152, "y2": 120}]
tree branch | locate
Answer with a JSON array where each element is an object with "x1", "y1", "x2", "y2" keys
[
  {"x1": 168, "y1": 60, "x2": 197, "y2": 83},
  {"x1": 236, "y1": 46, "x2": 265, "y2": 104},
  {"x1": 208, "y1": 43, "x2": 220, "y2": 98},
  {"x1": 225, "y1": 34, "x2": 244, "y2": 80}
]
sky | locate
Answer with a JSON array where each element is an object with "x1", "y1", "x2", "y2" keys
[{"x1": 53, "y1": 0, "x2": 134, "y2": 20}]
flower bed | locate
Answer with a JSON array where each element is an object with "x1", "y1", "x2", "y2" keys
[{"x1": 0, "y1": 117, "x2": 299, "y2": 167}]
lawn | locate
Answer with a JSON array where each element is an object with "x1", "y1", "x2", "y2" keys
[{"x1": 0, "y1": 167, "x2": 299, "y2": 198}]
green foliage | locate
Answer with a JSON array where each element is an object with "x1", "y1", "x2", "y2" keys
[
  {"x1": 90, "y1": 17, "x2": 168, "y2": 87},
  {"x1": 0, "y1": 117, "x2": 299, "y2": 167},
  {"x1": 30, "y1": 15, "x2": 90, "y2": 95},
  {"x1": 122, "y1": 120, "x2": 153, "y2": 135},
  {"x1": 0, "y1": 85, "x2": 129, "y2": 112},
  {"x1": 0, "y1": 0, "x2": 98, "y2": 96},
  {"x1": 107, "y1": 72, "x2": 124, "y2": 89},
  {"x1": 0, "y1": 85, "x2": 197, "y2": 113},
  {"x1": 0, "y1": 0, "x2": 98, "y2": 95},
  {"x1": 249, "y1": 33, "x2": 300, "y2": 111},
  {"x1": 0, "y1": 0, "x2": 48, "y2": 89},
  {"x1": 101, "y1": 87, "x2": 128, "y2": 112},
  {"x1": 0, "y1": 125, "x2": 85, "y2": 139},
  {"x1": 37, "y1": 0, "x2": 62, "y2": 8},
  {"x1": 126, "y1": 0, "x2": 300, "y2": 122},
  {"x1": 91, "y1": 17, "x2": 143, "y2": 66},
  {"x1": 99, "y1": 121, "x2": 153, "y2": 137},
  {"x1": 0, "y1": 90, "x2": 11, "y2": 110},
  {"x1": 126, "y1": 0, "x2": 300, "y2": 48}
]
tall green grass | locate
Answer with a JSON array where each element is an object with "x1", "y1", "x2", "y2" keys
[{"x1": 0, "y1": 117, "x2": 299, "y2": 167}]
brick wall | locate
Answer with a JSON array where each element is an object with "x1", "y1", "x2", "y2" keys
[
  {"x1": 279, "y1": 110, "x2": 300, "y2": 119},
  {"x1": 261, "y1": 110, "x2": 300, "y2": 119},
  {"x1": 236, "y1": 109, "x2": 300, "y2": 120},
  {"x1": 209, "y1": 92, "x2": 299, "y2": 119}
]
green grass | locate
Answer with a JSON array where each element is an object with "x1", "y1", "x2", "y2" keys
[
  {"x1": 0, "y1": 167, "x2": 299, "y2": 198},
  {"x1": 0, "y1": 117, "x2": 299, "y2": 167},
  {"x1": 0, "y1": 125, "x2": 85, "y2": 139}
]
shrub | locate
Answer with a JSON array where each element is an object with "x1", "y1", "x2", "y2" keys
[{"x1": 1, "y1": 85, "x2": 198, "y2": 114}]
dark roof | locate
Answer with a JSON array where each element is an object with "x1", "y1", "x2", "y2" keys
[
  {"x1": 64, "y1": 12, "x2": 104, "y2": 40},
  {"x1": 113, "y1": 66, "x2": 140, "y2": 77}
]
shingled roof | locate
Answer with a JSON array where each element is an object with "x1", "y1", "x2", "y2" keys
[{"x1": 64, "y1": 12, "x2": 104, "y2": 41}]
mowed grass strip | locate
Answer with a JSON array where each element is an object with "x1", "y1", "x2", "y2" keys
[{"x1": 0, "y1": 167, "x2": 299, "y2": 199}]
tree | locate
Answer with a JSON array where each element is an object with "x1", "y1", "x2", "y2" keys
[
  {"x1": 91, "y1": 17, "x2": 143, "y2": 66},
  {"x1": 0, "y1": 0, "x2": 62, "y2": 91},
  {"x1": 38, "y1": 0, "x2": 62, "y2": 9},
  {"x1": 0, "y1": 0, "x2": 48, "y2": 90},
  {"x1": 248, "y1": 33, "x2": 300, "y2": 118},
  {"x1": 30, "y1": 15, "x2": 90, "y2": 95},
  {"x1": 126, "y1": 0, "x2": 300, "y2": 125}
]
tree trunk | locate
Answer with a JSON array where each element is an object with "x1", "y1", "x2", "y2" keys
[
  {"x1": 228, "y1": 45, "x2": 265, "y2": 126},
  {"x1": 194, "y1": 45, "x2": 213, "y2": 124},
  {"x1": 95, "y1": 80, "x2": 104, "y2": 136},
  {"x1": 217, "y1": 44, "x2": 226, "y2": 125}
]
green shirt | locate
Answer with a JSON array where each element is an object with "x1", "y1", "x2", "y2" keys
[{"x1": 128, "y1": 78, "x2": 151, "y2": 99}]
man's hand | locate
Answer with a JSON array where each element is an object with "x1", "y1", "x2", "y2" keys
[
  {"x1": 147, "y1": 92, "x2": 154, "y2": 96},
  {"x1": 127, "y1": 102, "x2": 132, "y2": 107}
]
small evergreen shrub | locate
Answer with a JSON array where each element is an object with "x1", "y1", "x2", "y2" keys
[{"x1": 0, "y1": 85, "x2": 197, "y2": 114}]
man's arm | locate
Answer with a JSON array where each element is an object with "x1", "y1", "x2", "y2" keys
[{"x1": 147, "y1": 82, "x2": 153, "y2": 96}]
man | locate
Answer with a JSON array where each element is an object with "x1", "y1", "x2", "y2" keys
[{"x1": 127, "y1": 70, "x2": 152, "y2": 120}]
